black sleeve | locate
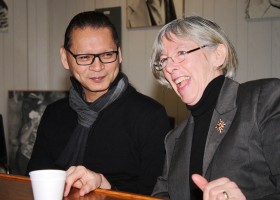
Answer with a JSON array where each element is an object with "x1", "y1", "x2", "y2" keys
[{"x1": 133, "y1": 105, "x2": 171, "y2": 195}]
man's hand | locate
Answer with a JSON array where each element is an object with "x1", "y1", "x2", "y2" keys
[{"x1": 64, "y1": 166, "x2": 111, "y2": 197}]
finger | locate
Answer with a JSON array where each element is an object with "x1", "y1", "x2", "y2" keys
[
  {"x1": 204, "y1": 178, "x2": 231, "y2": 200},
  {"x1": 64, "y1": 166, "x2": 86, "y2": 196},
  {"x1": 64, "y1": 167, "x2": 77, "y2": 196},
  {"x1": 192, "y1": 174, "x2": 211, "y2": 200},
  {"x1": 79, "y1": 172, "x2": 102, "y2": 196},
  {"x1": 204, "y1": 177, "x2": 230, "y2": 193},
  {"x1": 64, "y1": 179, "x2": 72, "y2": 197},
  {"x1": 64, "y1": 179, "x2": 77, "y2": 196},
  {"x1": 192, "y1": 174, "x2": 232, "y2": 200},
  {"x1": 66, "y1": 166, "x2": 76, "y2": 176},
  {"x1": 68, "y1": 166, "x2": 87, "y2": 183},
  {"x1": 79, "y1": 183, "x2": 92, "y2": 196},
  {"x1": 192, "y1": 174, "x2": 208, "y2": 191}
]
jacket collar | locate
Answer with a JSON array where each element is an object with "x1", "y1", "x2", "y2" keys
[{"x1": 203, "y1": 77, "x2": 239, "y2": 175}]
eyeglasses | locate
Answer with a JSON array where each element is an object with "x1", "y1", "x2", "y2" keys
[
  {"x1": 66, "y1": 48, "x2": 119, "y2": 66},
  {"x1": 154, "y1": 45, "x2": 208, "y2": 71}
]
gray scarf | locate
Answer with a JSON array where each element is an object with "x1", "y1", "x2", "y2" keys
[{"x1": 56, "y1": 73, "x2": 128, "y2": 169}]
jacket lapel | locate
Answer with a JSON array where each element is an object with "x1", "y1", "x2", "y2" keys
[
  {"x1": 203, "y1": 78, "x2": 239, "y2": 175},
  {"x1": 169, "y1": 117, "x2": 194, "y2": 199}
]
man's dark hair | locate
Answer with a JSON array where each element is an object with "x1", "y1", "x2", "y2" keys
[{"x1": 64, "y1": 11, "x2": 119, "y2": 50}]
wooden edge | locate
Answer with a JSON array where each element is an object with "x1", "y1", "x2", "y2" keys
[
  {"x1": 0, "y1": 173, "x2": 30, "y2": 182},
  {"x1": 0, "y1": 173, "x2": 162, "y2": 199},
  {"x1": 94, "y1": 188, "x2": 163, "y2": 200}
]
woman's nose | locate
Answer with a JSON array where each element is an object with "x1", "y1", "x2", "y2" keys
[{"x1": 164, "y1": 59, "x2": 178, "y2": 73}]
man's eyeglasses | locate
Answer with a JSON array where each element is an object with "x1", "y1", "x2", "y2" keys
[
  {"x1": 66, "y1": 48, "x2": 119, "y2": 66},
  {"x1": 154, "y1": 45, "x2": 208, "y2": 71}
]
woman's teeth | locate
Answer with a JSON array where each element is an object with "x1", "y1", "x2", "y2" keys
[{"x1": 175, "y1": 76, "x2": 190, "y2": 85}]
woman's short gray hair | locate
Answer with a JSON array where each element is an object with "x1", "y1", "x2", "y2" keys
[{"x1": 150, "y1": 16, "x2": 238, "y2": 87}]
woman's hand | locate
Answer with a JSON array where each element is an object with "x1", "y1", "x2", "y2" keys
[
  {"x1": 64, "y1": 166, "x2": 111, "y2": 197},
  {"x1": 192, "y1": 174, "x2": 246, "y2": 200}
]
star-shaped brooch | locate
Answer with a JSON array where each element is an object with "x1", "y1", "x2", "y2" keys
[{"x1": 215, "y1": 119, "x2": 226, "y2": 133}]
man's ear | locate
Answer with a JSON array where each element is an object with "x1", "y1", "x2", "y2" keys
[
  {"x1": 60, "y1": 47, "x2": 70, "y2": 69},
  {"x1": 213, "y1": 44, "x2": 227, "y2": 68}
]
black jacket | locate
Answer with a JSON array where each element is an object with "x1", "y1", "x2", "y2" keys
[
  {"x1": 152, "y1": 78, "x2": 280, "y2": 200},
  {"x1": 27, "y1": 84, "x2": 171, "y2": 195}
]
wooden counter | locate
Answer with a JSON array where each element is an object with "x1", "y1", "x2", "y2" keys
[{"x1": 0, "y1": 173, "x2": 162, "y2": 200}]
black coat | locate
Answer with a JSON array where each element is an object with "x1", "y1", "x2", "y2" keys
[{"x1": 27, "y1": 84, "x2": 171, "y2": 195}]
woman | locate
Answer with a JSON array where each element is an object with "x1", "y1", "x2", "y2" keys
[{"x1": 150, "y1": 16, "x2": 280, "y2": 200}]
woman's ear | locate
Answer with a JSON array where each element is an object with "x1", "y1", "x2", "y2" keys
[
  {"x1": 60, "y1": 47, "x2": 70, "y2": 70},
  {"x1": 118, "y1": 46, "x2": 122, "y2": 64},
  {"x1": 213, "y1": 44, "x2": 227, "y2": 68}
]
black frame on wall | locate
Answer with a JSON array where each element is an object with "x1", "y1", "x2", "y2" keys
[{"x1": 96, "y1": 7, "x2": 122, "y2": 46}]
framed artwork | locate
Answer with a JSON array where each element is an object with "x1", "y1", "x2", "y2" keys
[
  {"x1": 0, "y1": 0, "x2": 8, "y2": 32},
  {"x1": 127, "y1": 0, "x2": 184, "y2": 28},
  {"x1": 96, "y1": 7, "x2": 122, "y2": 45},
  {"x1": 8, "y1": 90, "x2": 68, "y2": 175},
  {"x1": 246, "y1": 0, "x2": 280, "y2": 19}
]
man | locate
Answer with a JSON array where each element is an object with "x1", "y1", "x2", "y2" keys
[{"x1": 26, "y1": 11, "x2": 171, "y2": 196}]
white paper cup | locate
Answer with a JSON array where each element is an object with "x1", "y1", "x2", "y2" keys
[{"x1": 29, "y1": 169, "x2": 66, "y2": 200}]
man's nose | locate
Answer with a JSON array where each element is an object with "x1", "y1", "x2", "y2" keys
[{"x1": 88, "y1": 57, "x2": 104, "y2": 71}]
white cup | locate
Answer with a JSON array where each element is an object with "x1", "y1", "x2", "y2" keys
[{"x1": 29, "y1": 169, "x2": 66, "y2": 200}]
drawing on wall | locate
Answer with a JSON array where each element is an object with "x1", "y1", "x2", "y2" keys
[
  {"x1": 127, "y1": 0, "x2": 184, "y2": 28},
  {"x1": 8, "y1": 91, "x2": 68, "y2": 175},
  {"x1": 0, "y1": 0, "x2": 8, "y2": 32},
  {"x1": 246, "y1": 0, "x2": 280, "y2": 19}
]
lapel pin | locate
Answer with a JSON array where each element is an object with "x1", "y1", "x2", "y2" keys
[{"x1": 215, "y1": 119, "x2": 226, "y2": 133}]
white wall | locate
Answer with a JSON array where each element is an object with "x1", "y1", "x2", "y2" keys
[{"x1": 1, "y1": 0, "x2": 280, "y2": 143}]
